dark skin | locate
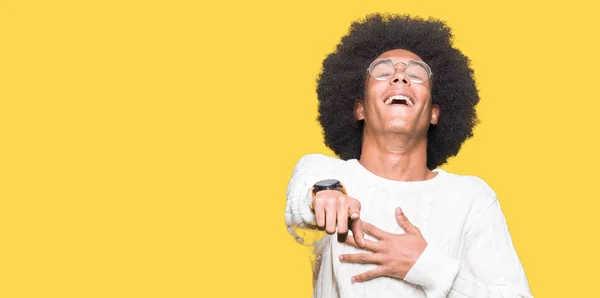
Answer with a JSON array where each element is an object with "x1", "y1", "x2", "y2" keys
[{"x1": 311, "y1": 49, "x2": 438, "y2": 282}]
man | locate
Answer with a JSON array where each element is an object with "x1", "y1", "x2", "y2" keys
[{"x1": 284, "y1": 13, "x2": 533, "y2": 298}]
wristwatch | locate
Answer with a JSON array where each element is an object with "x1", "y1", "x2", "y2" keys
[
  {"x1": 311, "y1": 179, "x2": 347, "y2": 198},
  {"x1": 310, "y1": 179, "x2": 347, "y2": 209}
]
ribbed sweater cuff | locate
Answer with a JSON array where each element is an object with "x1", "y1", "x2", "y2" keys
[{"x1": 404, "y1": 244, "x2": 460, "y2": 297}]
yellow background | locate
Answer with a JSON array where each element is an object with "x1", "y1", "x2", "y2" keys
[{"x1": 1, "y1": 0, "x2": 599, "y2": 297}]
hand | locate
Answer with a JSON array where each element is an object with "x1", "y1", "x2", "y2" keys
[
  {"x1": 311, "y1": 190, "x2": 365, "y2": 246},
  {"x1": 339, "y1": 207, "x2": 427, "y2": 282}
]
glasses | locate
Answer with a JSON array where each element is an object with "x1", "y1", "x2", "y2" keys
[{"x1": 367, "y1": 59, "x2": 433, "y2": 83}]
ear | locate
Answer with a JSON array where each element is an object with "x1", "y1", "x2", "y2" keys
[
  {"x1": 430, "y1": 104, "x2": 440, "y2": 125},
  {"x1": 354, "y1": 99, "x2": 365, "y2": 121}
]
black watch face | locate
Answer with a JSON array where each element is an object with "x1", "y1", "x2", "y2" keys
[{"x1": 315, "y1": 179, "x2": 339, "y2": 188}]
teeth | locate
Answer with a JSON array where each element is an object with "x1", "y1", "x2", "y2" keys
[{"x1": 384, "y1": 95, "x2": 413, "y2": 106}]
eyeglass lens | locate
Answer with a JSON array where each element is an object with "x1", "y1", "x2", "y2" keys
[{"x1": 370, "y1": 60, "x2": 429, "y2": 83}]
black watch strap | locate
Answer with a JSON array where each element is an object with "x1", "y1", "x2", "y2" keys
[{"x1": 311, "y1": 179, "x2": 347, "y2": 198}]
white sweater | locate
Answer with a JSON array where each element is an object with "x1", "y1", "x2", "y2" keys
[{"x1": 285, "y1": 154, "x2": 533, "y2": 298}]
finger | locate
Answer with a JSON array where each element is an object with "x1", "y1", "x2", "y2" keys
[
  {"x1": 361, "y1": 221, "x2": 388, "y2": 240},
  {"x1": 395, "y1": 207, "x2": 415, "y2": 233},
  {"x1": 348, "y1": 198, "x2": 361, "y2": 220},
  {"x1": 325, "y1": 200, "x2": 337, "y2": 234},
  {"x1": 313, "y1": 200, "x2": 325, "y2": 229},
  {"x1": 344, "y1": 235, "x2": 382, "y2": 252},
  {"x1": 337, "y1": 231, "x2": 348, "y2": 243},
  {"x1": 339, "y1": 253, "x2": 385, "y2": 265},
  {"x1": 336, "y1": 196, "x2": 349, "y2": 235},
  {"x1": 351, "y1": 266, "x2": 387, "y2": 283},
  {"x1": 351, "y1": 219, "x2": 366, "y2": 248},
  {"x1": 314, "y1": 199, "x2": 325, "y2": 229}
]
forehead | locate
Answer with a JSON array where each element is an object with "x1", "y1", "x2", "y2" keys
[{"x1": 375, "y1": 49, "x2": 424, "y2": 63}]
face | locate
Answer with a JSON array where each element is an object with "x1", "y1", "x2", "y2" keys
[{"x1": 355, "y1": 49, "x2": 439, "y2": 139}]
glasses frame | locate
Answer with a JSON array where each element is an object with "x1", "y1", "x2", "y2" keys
[{"x1": 367, "y1": 58, "x2": 433, "y2": 84}]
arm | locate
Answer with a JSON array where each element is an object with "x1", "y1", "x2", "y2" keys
[
  {"x1": 284, "y1": 154, "x2": 364, "y2": 247},
  {"x1": 404, "y1": 199, "x2": 533, "y2": 298},
  {"x1": 284, "y1": 154, "x2": 338, "y2": 245}
]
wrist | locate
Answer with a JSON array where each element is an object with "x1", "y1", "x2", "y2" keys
[{"x1": 309, "y1": 179, "x2": 347, "y2": 209}]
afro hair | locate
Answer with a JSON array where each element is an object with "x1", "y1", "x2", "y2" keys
[{"x1": 316, "y1": 13, "x2": 480, "y2": 170}]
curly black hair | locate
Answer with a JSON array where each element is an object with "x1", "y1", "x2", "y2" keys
[{"x1": 316, "y1": 13, "x2": 480, "y2": 170}]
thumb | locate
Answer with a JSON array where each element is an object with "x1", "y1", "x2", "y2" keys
[
  {"x1": 351, "y1": 219, "x2": 366, "y2": 248},
  {"x1": 395, "y1": 207, "x2": 414, "y2": 233},
  {"x1": 348, "y1": 199, "x2": 361, "y2": 220}
]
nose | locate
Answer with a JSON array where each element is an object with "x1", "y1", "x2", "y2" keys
[
  {"x1": 390, "y1": 72, "x2": 410, "y2": 85},
  {"x1": 391, "y1": 76, "x2": 409, "y2": 85},
  {"x1": 390, "y1": 63, "x2": 410, "y2": 85}
]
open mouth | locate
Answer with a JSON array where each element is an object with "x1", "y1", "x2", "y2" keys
[{"x1": 384, "y1": 95, "x2": 414, "y2": 106}]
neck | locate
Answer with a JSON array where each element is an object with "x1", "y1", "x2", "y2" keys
[{"x1": 358, "y1": 132, "x2": 435, "y2": 181}]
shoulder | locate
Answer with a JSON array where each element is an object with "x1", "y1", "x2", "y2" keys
[
  {"x1": 286, "y1": 154, "x2": 348, "y2": 196},
  {"x1": 439, "y1": 170, "x2": 498, "y2": 206},
  {"x1": 293, "y1": 153, "x2": 347, "y2": 169},
  {"x1": 287, "y1": 154, "x2": 349, "y2": 181}
]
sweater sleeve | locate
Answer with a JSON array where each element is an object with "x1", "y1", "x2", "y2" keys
[
  {"x1": 404, "y1": 199, "x2": 533, "y2": 298},
  {"x1": 284, "y1": 154, "x2": 340, "y2": 246}
]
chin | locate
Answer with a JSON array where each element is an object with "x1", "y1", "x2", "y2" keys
[
  {"x1": 386, "y1": 126, "x2": 410, "y2": 134},
  {"x1": 387, "y1": 120, "x2": 407, "y2": 130}
]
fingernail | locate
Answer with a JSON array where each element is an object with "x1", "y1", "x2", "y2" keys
[
  {"x1": 351, "y1": 277, "x2": 356, "y2": 283},
  {"x1": 339, "y1": 255, "x2": 344, "y2": 261},
  {"x1": 351, "y1": 212, "x2": 359, "y2": 219},
  {"x1": 396, "y1": 207, "x2": 401, "y2": 215}
]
